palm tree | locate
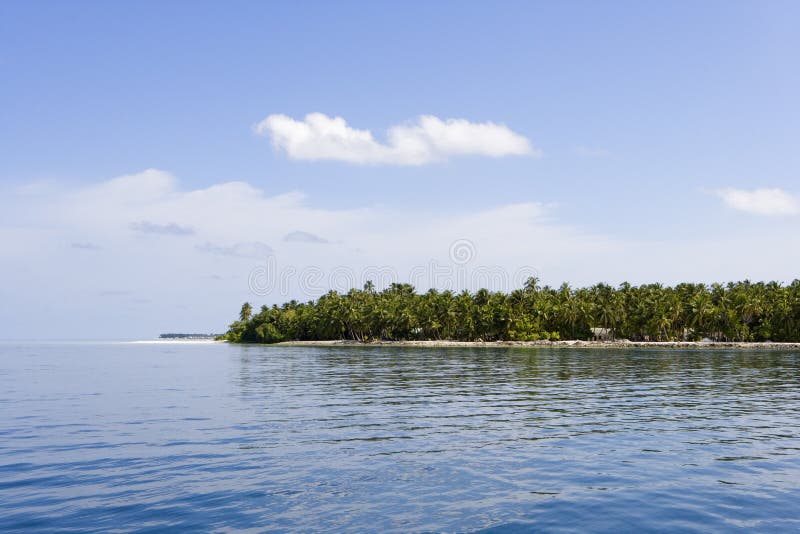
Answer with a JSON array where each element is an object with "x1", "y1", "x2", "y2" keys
[{"x1": 239, "y1": 302, "x2": 253, "y2": 322}]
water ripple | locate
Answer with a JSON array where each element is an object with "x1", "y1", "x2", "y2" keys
[{"x1": 1, "y1": 343, "x2": 800, "y2": 532}]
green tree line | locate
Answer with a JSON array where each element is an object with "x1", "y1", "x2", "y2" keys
[{"x1": 222, "y1": 279, "x2": 800, "y2": 343}]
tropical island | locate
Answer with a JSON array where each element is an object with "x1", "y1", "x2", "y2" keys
[{"x1": 221, "y1": 278, "x2": 800, "y2": 346}]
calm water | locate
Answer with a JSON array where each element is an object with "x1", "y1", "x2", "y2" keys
[{"x1": 1, "y1": 342, "x2": 800, "y2": 532}]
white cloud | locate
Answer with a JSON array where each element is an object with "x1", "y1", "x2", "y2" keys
[
  {"x1": 254, "y1": 112, "x2": 538, "y2": 165},
  {"x1": 3, "y1": 169, "x2": 800, "y2": 339},
  {"x1": 715, "y1": 188, "x2": 799, "y2": 216}
]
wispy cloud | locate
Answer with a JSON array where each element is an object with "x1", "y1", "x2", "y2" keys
[
  {"x1": 714, "y1": 188, "x2": 799, "y2": 216},
  {"x1": 130, "y1": 221, "x2": 196, "y2": 236},
  {"x1": 284, "y1": 230, "x2": 329, "y2": 244},
  {"x1": 98, "y1": 290, "x2": 130, "y2": 297},
  {"x1": 7, "y1": 167, "x2": 800, "y2": 341},
  {"x1": 575, "y1": 146, "x2": 611, "y2": 158},
  {"x1": 16, "y1": 181, "x2": 57, "y2": 196},
  {"x1": 71, "y1": 242, "x2": 102, "y2": 251},
  {"x1": 254, "y1": 113, "x2": 538, "y2": 165},
  {"x1": 196, "y1": 241, "x2": 274, "y2": 259}
]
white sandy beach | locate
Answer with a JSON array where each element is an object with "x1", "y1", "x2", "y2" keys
[{"x1": 273, "y1": 339, "x2": 800, "y2": 350}]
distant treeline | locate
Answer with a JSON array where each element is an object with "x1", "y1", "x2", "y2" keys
[{"x1": 222, "y1": 279, "x2": 800, "y2": 344}]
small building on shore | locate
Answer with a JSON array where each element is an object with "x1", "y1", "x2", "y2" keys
[{"x1": 590, "y1": 327, "x2": 612, "y2": 341}]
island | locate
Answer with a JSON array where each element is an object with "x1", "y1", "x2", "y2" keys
[{"x1": 220, "y1": 278, "x2": 800, "y2": 345}]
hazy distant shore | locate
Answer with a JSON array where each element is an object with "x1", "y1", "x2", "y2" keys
[
  {"x1": 273, "y1": 340, "x2": 800, "y2": 350},
  {"x1": 131, "y1": 339, "x2": 223, "y2": 344}
]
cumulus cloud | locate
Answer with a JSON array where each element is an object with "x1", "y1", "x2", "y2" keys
[
  {"x1": 130, "y1": 221, "x2": 195, "y2": 236},
  {"x1": 715, "y1": 188, "x2": 799, "y2": 216},
  {"x1": 284, "y1": 230, "x2": 329, "y2": 244},
  {"x1": 254, "y1": 112, "x2": 538, "y2": 165}
]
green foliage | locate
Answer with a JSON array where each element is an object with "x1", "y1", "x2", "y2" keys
[
  {"x1": 225, "y1": 279, "x2": 800, "y2": 344},
  {"x1": 239, "y1": 302, "x2": 253, "y2": 322}
]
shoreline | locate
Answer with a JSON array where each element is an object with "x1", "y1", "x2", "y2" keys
[{"x1": 271, "y1": 339, "x2": 800, "y2": 350}]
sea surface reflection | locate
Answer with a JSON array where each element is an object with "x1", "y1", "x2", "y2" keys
[{"x1": 1, "y1": 342, "x2": 799, "y2": 532}]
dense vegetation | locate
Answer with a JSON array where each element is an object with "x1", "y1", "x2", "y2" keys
[{"x1": 223, "y1": 279, "x2": 800, "y2": 344}]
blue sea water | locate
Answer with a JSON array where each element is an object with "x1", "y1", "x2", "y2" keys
[{"x1": 1, "y1": 341, "x2": 800, "y2": 532}]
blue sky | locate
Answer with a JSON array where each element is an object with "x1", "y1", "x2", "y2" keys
[{"x1": 1, "y1": 1, "x2": 799, "y2": 339}]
